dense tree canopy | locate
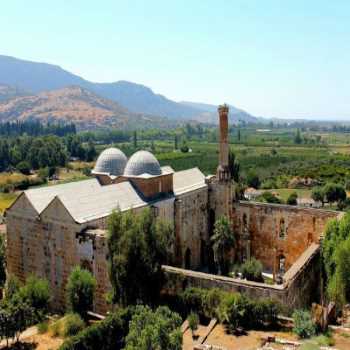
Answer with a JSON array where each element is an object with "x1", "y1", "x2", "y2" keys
[
  {"x1": 124, "y1": 305, "x2": 182, "y2": 350},
  {"x1": 107, "y1": 208, "x2": 174, "y2": 306}
]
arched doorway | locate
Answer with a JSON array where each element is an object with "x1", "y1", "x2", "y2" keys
[{"x1": 185, "y1": 248, "x2": 191, "y2": 269}]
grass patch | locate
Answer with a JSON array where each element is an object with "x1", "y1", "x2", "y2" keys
[
  {"x1": 37, "y1": 321, "x2": 49, "y2": 334},
  {"x1": 0, "y1": 192, "x2": 18, "y2": 213}
]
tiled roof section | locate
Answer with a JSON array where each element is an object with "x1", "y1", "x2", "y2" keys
[
  {"x1": 173, "y1": 167, "x2": 207, "y2": 195},
  {"x1": 58, "y1": 181, "x2": 147, "y2": 223},
  {"x1": 25, "y1": 179, "x2": 101, "y2": 213},
  {"x1": 24, "y1": 178, "x2": 147, "y2": 223}
]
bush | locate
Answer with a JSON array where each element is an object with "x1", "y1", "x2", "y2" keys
[
  {"x1": 63, "y1": 313, "x2": 85, "y2": 337},
  {"x1": 19, "y1": 275, "x2": 50, "y2": 320},
  {"x1": 66, "y1": 266, "x2": 96, "y2": 319},
  {"x1": 188, "y1": 312, "x2": 199, "y2": 337},
  {"x1": 292, "y1": 310, "x2": 316, "y2": 338},
  {"x1": 16, "y1": 161, "x2": 31, "y2": 175},
  {"x1": 287, "y1": 192, "x2": 298, "y2": 205},
  {"x1": 59, "y1": 307, "x2": 134, "y2": 350},
  {"x1": 5, "y1": 275, "x2": 21, "y2": 300},
  {"x1": 37, "y1": 321, "x2": 49, "y2": 334},
  {"x1": 240, "y1": 258, "x2": 264, "y2": 282}
]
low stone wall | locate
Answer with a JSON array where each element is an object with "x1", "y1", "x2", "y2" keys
[{"x1": 162, "y1": 243, "x2": 321, "y2": 312}]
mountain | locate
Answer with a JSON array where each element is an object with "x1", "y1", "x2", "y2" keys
[
  {"x1": 180, "y1": 101, "x2": 258, "y2": 124},
  {"x1": 0, "y1": 85, "x2": 174, "y2": 130},
  {"x1": 0, "y1": 55, "x2": 256, "y2": 123},
  {"x1": 0, "y1": 84, "x2": 29, "y2": 102}
]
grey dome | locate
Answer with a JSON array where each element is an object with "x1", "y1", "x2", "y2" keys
[
  {"x1": 93, "y1": 148, "x2": 127, "y2": 176},
  {"x1": 124, "y1": 150, "x2": 161, "y2": 176}
]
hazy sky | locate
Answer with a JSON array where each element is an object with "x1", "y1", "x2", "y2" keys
[{"x1": 1, "y1": 1, "x2": 350, "y2": 119}]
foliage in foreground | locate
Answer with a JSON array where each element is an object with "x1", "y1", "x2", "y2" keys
[
  {"x1": 124, "y1": 305, "x2": 182, "y2": 350},
  {"x1": 292, "y1": 310, "x2": 316, "y2": 339},
  {"x1": 66, "y1": 266, "x2": 96, "y2": 319},
  {"x1": 107, "y1": 208, "x2": 174, "y2": 306},
  {"x1": 0, "y1": 275, "x2": 50, "y2": 346},
  {"x1": 59, "y1": 305, "x2": 182, "y2": 350},
  {"x1": 180, "y1": 287, "x2": 280, "y2": 331},
  {"x1": 322, "y1": 212, "x2": 350, "y2": 308}
]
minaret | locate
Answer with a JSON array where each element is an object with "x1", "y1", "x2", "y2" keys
[{"x1": 217, "y1": 104, "x2": 230, "y2": 181}]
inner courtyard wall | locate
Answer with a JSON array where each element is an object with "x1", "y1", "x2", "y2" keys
[{"x1": 232, "y1": 201, "x2": 341, "y2": 272}]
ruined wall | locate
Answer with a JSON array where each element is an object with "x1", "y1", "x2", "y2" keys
[
  {"x1": 233, "y1": 201, "x2": 340, "y2": 272},
  {"x1": 162, "y1": 243, "x2": 322, "y2": 312},
  {"x1": 175, "y1": 187, "x2": 208, "y2": 270}
]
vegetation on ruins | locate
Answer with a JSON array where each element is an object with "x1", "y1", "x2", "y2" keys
[
  {"x1": 180, "y1": 287, "x2": 279, "y2": 331},
  {"x1": 188, "y1": 312, "x2": 199, "y2": 338},
  {"x1": 66, "y1": 266, "x2": 97, "y2": 319},
  {"x1": 107, "y1": 208, "x2": 174, "y2": 306},
  {"x1": 322, "y1": 212, "x2": 350, "y2": 308},
  {"x1": 124, "y1": 305, "x2": 182, "y2": 350},
  {"x1": 292, "y1": 310, "x2": 316, "y2": 338},
  {"x1": 240, "y1": 258, "x2": 264, "y2": 282},
  {"x1": 211, "y1": 215, "x2": 235, "y2": 275}
]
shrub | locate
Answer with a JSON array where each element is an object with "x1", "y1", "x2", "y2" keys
[
  {"x1": 58, "y1": 307, "x2": 134, "y2": 350},
  {"x1": 292, "y1": 310, "x2": 316, "y2": 338},
  {"x1": 16, "y1": 161, "x2": 31, "y2": 175},
  {"x1": 240, "y1": 258, "x2": 264, "y2": 282},
  {"x1": 66, "y1": 266, "x2": 96, "y2": 319},
  {"x1": 217, "y1": 293, "x2": 251, "y2": 331},
  {"x1": 37, "y1": 321, "x2": 49, "y2": 334},
  {"x1": 63, "y1": 313, "x2": 85, "y2": 337},
  {"x1": 124, "y1": 305, "x2": 182, "y2": 350},
  {"x1": 188, "y1": 312, "x2": 199, "y2": 337},
  {"x1": 287, "y1": 192, "x2": 298, "y2": 205},
  {"x1": 19, "y1": 275, "x2": 50, "y2": 321},
  {"x1": 4, "y1": 275, "x2": 21, "y2": 300},
  {"x1": 180, "y1": 287, "x2": 206, "y2": 316}
]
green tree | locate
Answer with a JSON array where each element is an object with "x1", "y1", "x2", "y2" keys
[
  {"x1": 228, "y1": 151, "x2": 240, "y2": 182},
  {"x1": 311, "y1": 187, "x2": 325, "y2": 206},
  {"x1": 240, "y1": 258, "x2": 264, "y2": 282},
  {"x1": 16, "y1": 160, "x2": 31, "y2": 175},
  {"x1": 124, "y1": 305, "x2": 182, "y2": 350},
  {"x1": 211, "y1": 216, "x2": 235, "y2": 275},
  {"x1": 323, "y1": 183, "x2": 346, "y2": 205},
  {"x1": 66, "y1": 266, "x2": 96, "y2": 319},
  {"x1": 294, "y1": 128, "x2": 302, "y2": 144},
  {"x1": 237, "y1": 128, "x2": 241, "y2": 142},
  {"x1": 188, "y1": 312, "x2": 199, "y2": 338},
  {"x1": 287, "y1": 192, "x2": 298, "y2": 205},
  {"x1": 246, "y1": 170, "x2": 260, "y2": 189},
  {"x1": 18, "y1": 275, "x2": 50, "y2": 320},
  {"x1": 85, "y1": 141, "x2": 97, "y2": 162},
  {"x1": 256, "y1": 191, "x2": 282, "y2": 204},
  {"x1": 174, "y1": 135, "x2": 178, "y2": 150},
  {"x1": 292, "y1": 310, "x2": 316, "y2": 338},
  {"x1": 107, "y1": 209, "x2": 173, "y2": 306},
  {"x1": 133, "y1": 131, "x2": 137, "y2": 148}
]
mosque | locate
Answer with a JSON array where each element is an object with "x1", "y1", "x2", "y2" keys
[{"x1": 5, "y1": 105, "x2": 339, "y2": 313}]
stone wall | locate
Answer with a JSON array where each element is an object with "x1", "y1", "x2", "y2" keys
[
  {"x1": 162, "y1": 243, "x2": 322, "y2": 312},
  {"x1": 175, "y1": 187, "x2": 209, "y2": 270},
  {"x1": 233, "y1": 201, "x2": 340, "y2": 273}
]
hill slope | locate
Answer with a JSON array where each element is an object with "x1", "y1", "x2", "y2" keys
[
  {"x1": 0, "y1": 55, "x2": 256, "y2": 123},
  {"x1": 0, "y1": 85, "x2": 173, "y2": 130}
]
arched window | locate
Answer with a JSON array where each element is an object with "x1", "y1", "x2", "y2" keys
[
  {"x1": 242, "y1": 213, "x2": 248, "y2": 233},
  {"x1": 278, "y1": 255, "x2": 286, "y2": 275},
  {"x1": 279, "y1": 218, "x2": 286, "y2": 239}
]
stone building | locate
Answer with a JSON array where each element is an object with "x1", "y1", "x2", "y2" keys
[{"x1": 5, "y1": 104, "x2": 341, "y2": 313}]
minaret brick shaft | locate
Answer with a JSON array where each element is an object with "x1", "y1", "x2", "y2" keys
[{"x1": 217, "y1": 104, "x2": 230, "y2": 181}]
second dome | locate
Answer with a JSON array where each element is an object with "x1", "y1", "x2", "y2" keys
[{"x1": 124, "y1": 150, "x2": 162, "y2": 176}]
